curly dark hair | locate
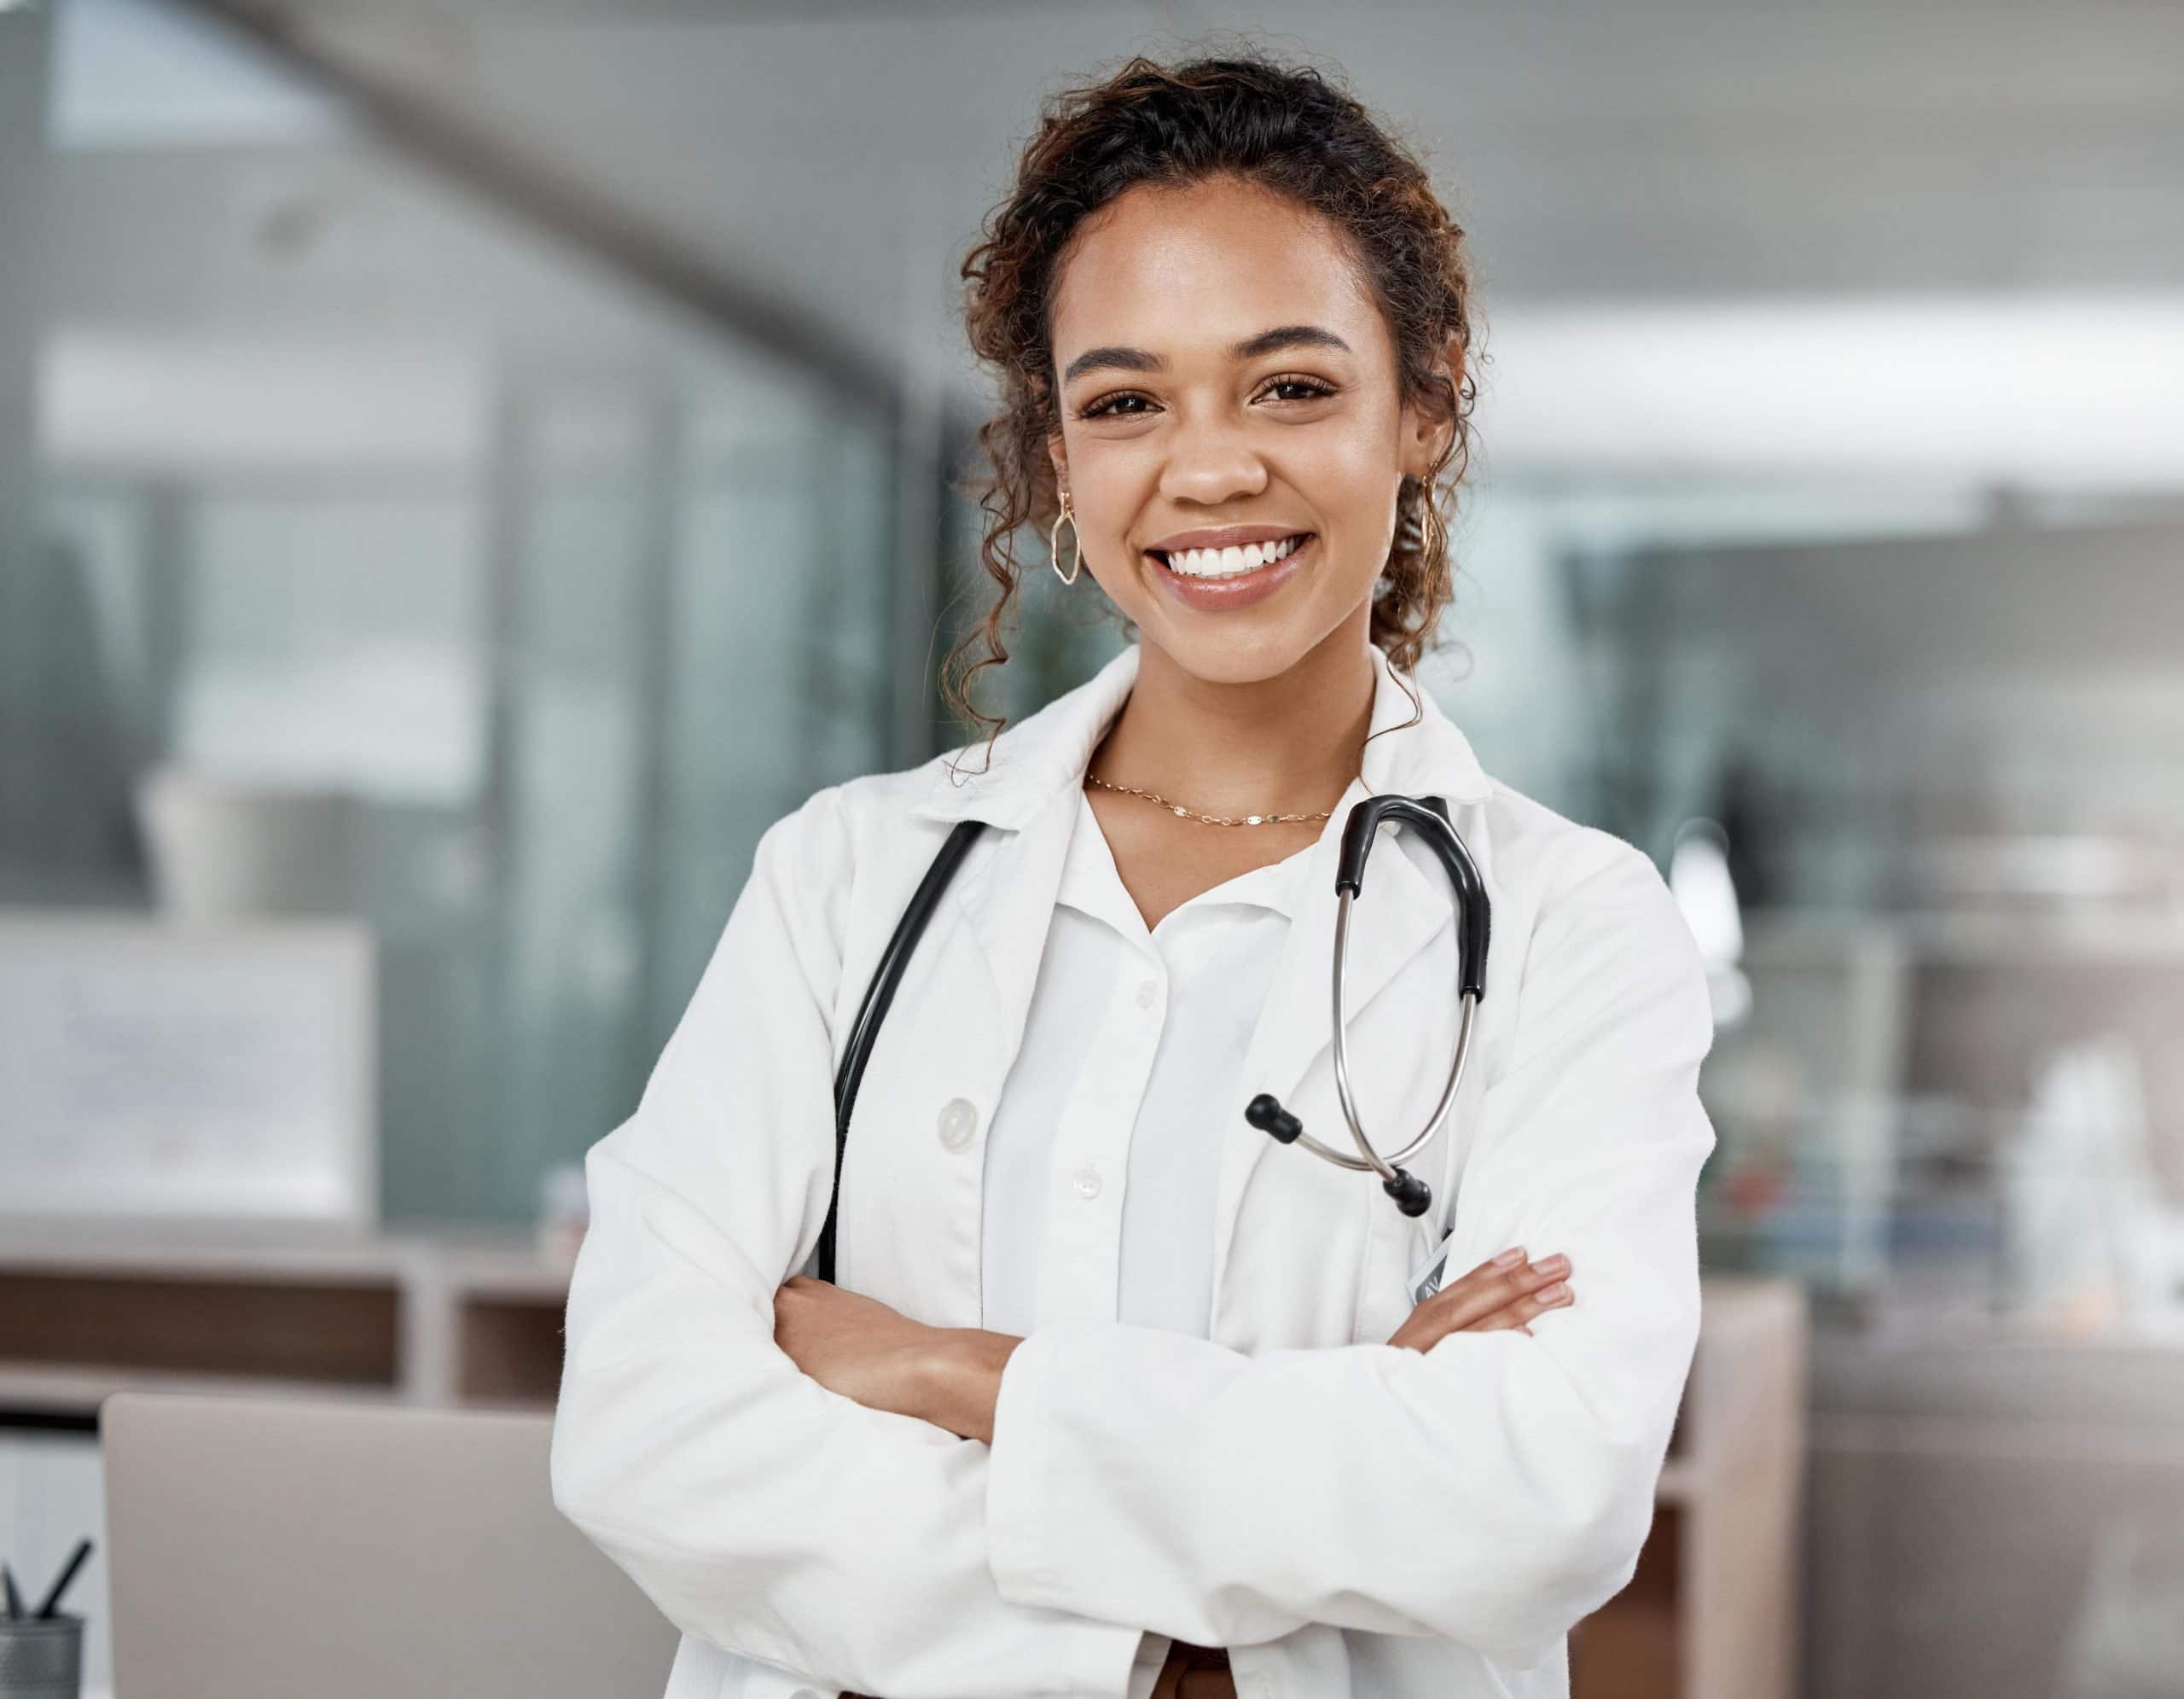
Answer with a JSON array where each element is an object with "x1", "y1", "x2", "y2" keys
[{"x1": 943, "y1": 44, "x2": 1484, "y2": 753}]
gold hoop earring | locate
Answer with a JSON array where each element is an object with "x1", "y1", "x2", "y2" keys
[
  {"x1": 1417, "y1": 479, "x2": 1447, "y2": 561},
  {"x1": 1398, "y1": 474, "x2": 1444, "y2": 559},
  {"x1": 1049, "y1": 492, "x2": 1083, "y2": 587}
]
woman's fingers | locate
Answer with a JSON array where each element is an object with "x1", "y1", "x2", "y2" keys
[
  {"x1": 1430, "y1": 1251, "x2": 1570, "y2": 1330},
  {"x1": 1386, "y1": 1249, "x2": 1572, "y2": 1351},
  {"x1": 1463, "y1": 1278, "x2": 1572, "y2": 1333}
]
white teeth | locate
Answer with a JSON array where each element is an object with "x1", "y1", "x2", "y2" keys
[{"x1": 1160, "y1": 534, "x2": 1306, "y2": 579}]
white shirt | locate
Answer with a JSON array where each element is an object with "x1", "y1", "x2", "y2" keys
[
  {"x1": 980, "y1": 788, "x2": 1318, "y2": 1694},
  {"x1": 980, "y1": 790, "x2": 1316, "y2": 1342}
]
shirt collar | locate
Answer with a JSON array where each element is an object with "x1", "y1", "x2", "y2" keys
[
  {"x1": 1056, "y1": 788, "x2": 1316, "y2": 928},
  {"x1": 909, "y1": 639, "x2": 1494, "y2": 833}
]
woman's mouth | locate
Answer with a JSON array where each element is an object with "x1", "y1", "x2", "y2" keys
[
  {"x1": 1149, "y1": 533, "x2": 1311, "y2": 579},
  {"x1": 1145, "y1": 533, "x2": 1316, "y2": 613}
]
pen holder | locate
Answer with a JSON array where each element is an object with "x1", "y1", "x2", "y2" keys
[{"x1": 0, "y1": 1614, "x2": 82, "y2": 1699}]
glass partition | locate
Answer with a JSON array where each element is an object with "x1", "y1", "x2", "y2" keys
[{"x1": 1, "y1": 0, "x2": 927, "y2": 1226}]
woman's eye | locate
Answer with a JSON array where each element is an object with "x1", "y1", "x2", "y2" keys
[
  {"x1": 1077, "y1": 392, "x2": 1151, "y2": 420},
  {"x1": 1263, "y1": 376, "x2": 1337, "y2": 403}
]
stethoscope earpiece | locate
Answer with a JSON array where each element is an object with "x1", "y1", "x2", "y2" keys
[
  {"x1": 1382, "y1": 1169, "x2": 1434, "y2": 1218},
  {"x1": 1244, "y1": 1093, "x2": 1304, "y2": 1144},
  {"x1": 1249, "y1": 1093, "x2": 1435, "y2": 1215}
]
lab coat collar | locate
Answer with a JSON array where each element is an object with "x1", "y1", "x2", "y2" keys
[{"x1": 907, "y1": 638, "x2": 1491, "y2": 829}]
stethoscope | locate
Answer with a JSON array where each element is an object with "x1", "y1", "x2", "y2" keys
[
  {"x1": 815, "y1": 793, "x2": 1490, "y2": 1283},
  {"x1": 1241, "y1": 793, "x2": 1490, "y2": 1220}
]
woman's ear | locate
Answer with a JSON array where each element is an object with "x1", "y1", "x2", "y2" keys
[
  {"x1": 1047, "y1": 431, "x2": 1069, "y2": 496},
  {"x1": 1401, "y1": 334, "x2": 1465, "y2": 480}
]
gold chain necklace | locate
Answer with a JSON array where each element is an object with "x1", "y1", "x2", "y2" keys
[{"x1": 1085, "y1": 771, "x2": 1344, "y2": 828}]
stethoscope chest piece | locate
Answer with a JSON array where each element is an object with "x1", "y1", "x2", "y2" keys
[{"x1": 1244, "y1": 793, "x2": 1490, "y2": 1221}]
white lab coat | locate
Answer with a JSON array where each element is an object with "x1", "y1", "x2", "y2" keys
[{"x1": 550, "y1": 639, "x2": 1717, "y2": 1699}]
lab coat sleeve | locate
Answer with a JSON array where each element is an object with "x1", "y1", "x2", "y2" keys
[
  {"x1": 983, "y1": 833, "x2": 1717, "y2": 1669},
  {"x1": 549, "y1": 786, "x2": 1149, "y2": 1699}
]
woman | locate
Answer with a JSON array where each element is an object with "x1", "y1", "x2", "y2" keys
[{"x1": 551, "y1": 49, "x2": 1715, "y2": 1699}]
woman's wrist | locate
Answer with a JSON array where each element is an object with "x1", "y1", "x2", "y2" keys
[{"x1": 913, "y1": 1327, "x2": 1023, "y2": 1444}]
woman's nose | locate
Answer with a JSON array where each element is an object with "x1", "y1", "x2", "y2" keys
[{"x1": 1157, "y1": 427, "x2": 1269, "y2": 506}]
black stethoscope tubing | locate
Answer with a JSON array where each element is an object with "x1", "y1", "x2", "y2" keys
[{"x1": 820, "y1": 815, "x2": 988, "y2": 1284}]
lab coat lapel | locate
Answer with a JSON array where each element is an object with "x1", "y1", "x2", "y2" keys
[
  {"x1": 904, "y1": 644, "x2": 1141, "y2": 1094},
  {"x1": 943, "y1": 783, "x2": 1079, "y2": 1091}
]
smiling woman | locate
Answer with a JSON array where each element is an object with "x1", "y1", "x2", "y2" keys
[
  {"x1": 552, "y1": 44, "x2": 1713, "y2": 1699},
  {"x1": 950, "y1": 51, "x2": 1481, "y2": 746}
]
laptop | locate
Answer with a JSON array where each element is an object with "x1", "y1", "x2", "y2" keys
[{"x1": 102, "y1": 1392, "x2": 677, "y2": 1699}]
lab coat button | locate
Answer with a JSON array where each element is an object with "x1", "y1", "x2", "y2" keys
[
  {"x1": 1073, "y1": 1165, "x2": 1102, "y2": 1200},
  {"x1": 936, "y1": 1097, "x2": 979, "y2": 1151},
  {"x1": 1135, "y1": 978, "x2": 1159, "y2": 1010}
]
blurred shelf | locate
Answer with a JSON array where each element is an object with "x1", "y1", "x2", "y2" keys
[
  {"x1": 1745, "y1": 908, "x2": 2184, "y2": 965},
  {"x1": 0, "y1": 1220, "x2": 581, "y2": 1424},
  {"x1": 0, "y1": 1218, "x2": 561, "y2": 1283}
]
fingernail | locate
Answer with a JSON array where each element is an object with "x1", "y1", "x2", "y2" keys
[
  {"x1": 1534, "y1": 1254, "x2": 1569, "y2": 1277},
  {"x1": 1537, "y1": 1282, "x2": 1570, "y2": 1303},
  {"x1": 1492, "y1": 1247, "x2": 1525, "y2": 1267}
]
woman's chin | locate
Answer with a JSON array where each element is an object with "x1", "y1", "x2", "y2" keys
[{"x1": 1134, "y1": 618, "x2": 1333, "y2": 689}]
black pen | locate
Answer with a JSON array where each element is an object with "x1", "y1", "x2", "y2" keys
[
  {"x1": 1, "y1": 1562, "x2": 22, "y2": 1619},
  {"x1": 35, "y1": 1539, "x2": 94, "y2": 1619}
]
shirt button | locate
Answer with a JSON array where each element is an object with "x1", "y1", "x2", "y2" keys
[
  {"x1": 1135, "y1": 978, "x2": 1159, "y2": 1010},
  {"x1": 1072, "y1": 1165, "x2": 1102, "y2": 1200},
  {"x1": 936, "y1": 1097, "x2": 979, "y2": 1151}
]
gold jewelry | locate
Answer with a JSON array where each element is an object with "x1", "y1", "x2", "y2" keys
[
  {"x1": 1049, "y1": 492, "x2": 1083, "y2": 587},
  {"x1": 1086, "y1": 771, "x2": 1341, "y2": 828}
]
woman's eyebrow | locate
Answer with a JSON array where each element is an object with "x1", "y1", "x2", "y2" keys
[{"x1": 1060, "y1": 323, "x2": 1353, "y2": 385}]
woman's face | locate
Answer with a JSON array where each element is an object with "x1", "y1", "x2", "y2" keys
[{"x1": 1045, "y1": 173, "x2": 1455, "y2": 685}]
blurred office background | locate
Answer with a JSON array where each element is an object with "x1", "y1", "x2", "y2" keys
[{"x1": 3, "y1": 3, "x2": 2181, "y2": 1696}]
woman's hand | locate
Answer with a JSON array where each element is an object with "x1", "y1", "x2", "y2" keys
[
  {"x1": 775, "y1": 1277, "x2": 1022, "y2": 1442},
  {"x1": 773, "y1": 1275, "x2": 949, "y2": 1419},
  {"x1": 1385, "y1": 1248, "x2": 1571, "y2": 1353}
]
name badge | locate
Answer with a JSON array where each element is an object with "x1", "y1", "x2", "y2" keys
[{"x1": 1408, "y1": 1225, "x2": 1459, "y2": 1307}]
